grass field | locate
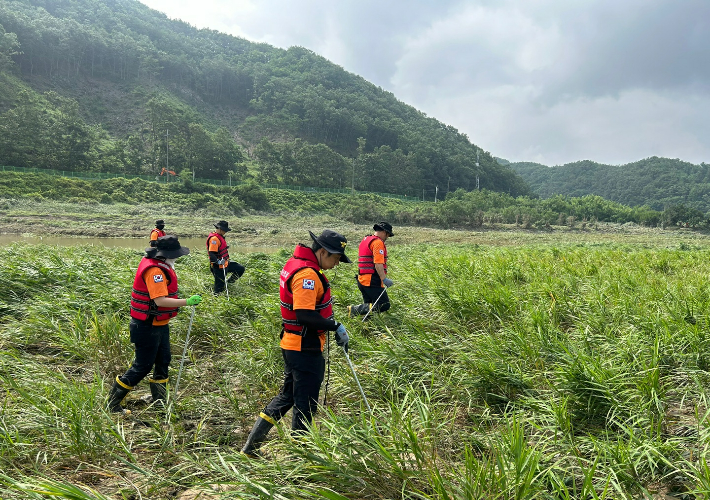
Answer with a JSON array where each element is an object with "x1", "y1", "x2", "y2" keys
[{"x1": 2, "y1": 221, "x2": 710, "y2": 498}]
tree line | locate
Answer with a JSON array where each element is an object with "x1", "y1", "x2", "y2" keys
[
  {"x1": 510, "y1": 157, "x2": 710, "y2": 213},
  {"x1": 7, "y1": 170, "x2": 709, "y2": 230}
]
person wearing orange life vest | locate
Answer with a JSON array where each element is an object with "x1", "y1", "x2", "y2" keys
[
  {"x1": 207, "y1": 220, "x2": 246, "y2": 295},
  {"x1": 107, "y1": 235, "x2": 202, "y2": 415},
  {"x1": 241, "y1": 229, "x2": 351, "y2": 457},
  {"x1": 348, "y1": 221, "x2": 394, "y2": 318},
  {"x1": 149, "y1": 220, "x2": 166, "y2": 247}
]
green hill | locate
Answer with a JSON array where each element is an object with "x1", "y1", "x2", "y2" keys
[
  {"x1": 0, "y1": 0, "x2": 530, "y2": 198},
  {"x1": 509, "y1": 157, "x2": 710, "y2": 212}
]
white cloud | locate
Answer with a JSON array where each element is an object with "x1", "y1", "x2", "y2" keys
[
  {"x1": 427, "y1": 86, "x2": 710, "y2": 166},
  {"x1": 139, "y1": 0, "x2": 256, "y2": 38},
  {"x1": 137, "y1": 0, "x2": 710, "y2": 166}
]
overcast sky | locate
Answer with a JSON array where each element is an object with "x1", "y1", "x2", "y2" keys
[{"x1": 138, "y1": 0, "x2": 709, "y2": 166}]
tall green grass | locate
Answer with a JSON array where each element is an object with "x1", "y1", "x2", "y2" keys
[{"x1": 2, "y1": 241, "x2": 710, "y2": 498}]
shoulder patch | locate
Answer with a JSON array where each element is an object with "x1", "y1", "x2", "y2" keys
[
  {"x1": 153, "y1": 274, "x2": 164, "y2": 283},
  {"x1": 379, "y1": 249, "x2": 385, "y2": 254},
  {"x1": 302, "y1": 279, "x2": 315, "y2": 290}
]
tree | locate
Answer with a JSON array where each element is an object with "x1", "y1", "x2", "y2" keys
[{"x1": 0, "y1": 25, "x2": 20, "y2": 71}]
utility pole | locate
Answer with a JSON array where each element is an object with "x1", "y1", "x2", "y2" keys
[
  {"x1": 166, "y1": 129, "x2": 169, "y2": 183},
  {"x1": 476, "y1": 148, "x2": 480, "y2": 190}
]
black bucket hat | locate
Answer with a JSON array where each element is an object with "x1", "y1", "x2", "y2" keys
[
  {"x1": 373, "y1": 221, "x2": 394, "y2": 236},
  {"x1": 214, "y1": 220, "x2": 231, "y2": 232},
  {"x1": 155, "y1": 219, "x2": 165, "y2": 226},
  {"x1": 309, "y1": 230, "x2": 351, "y2": 263},
  {"x1": 145, "y1": 235, "x2": 190, "y2": 259}
]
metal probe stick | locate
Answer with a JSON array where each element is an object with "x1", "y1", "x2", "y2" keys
[
  {"x1": 222, "y1": 264, "x2": 229, "y2": 300},
  {"x1": 362, "y1": 285, "x2": 389, "y2": 322},
  {"x1": 342, "y1": 346, "x2": 372, "y2": 414},
  {"x1": 172, "y1": 305, "x2": 196, "y2": 401}
]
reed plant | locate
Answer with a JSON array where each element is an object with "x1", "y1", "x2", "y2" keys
[{"x1": 3, "y1": 240, "x2": 710, "y2": 498}]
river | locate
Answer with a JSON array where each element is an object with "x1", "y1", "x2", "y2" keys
[{"x1": 0, "y1": 234, "x2": 280, "y2": 253}]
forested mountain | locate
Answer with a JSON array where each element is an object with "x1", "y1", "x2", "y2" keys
[
  {"x1": 509, "y1": 157, "x2": 710, "y2": 213},
  {"x1": 0, "y1": 0, "x2": 531, "y2": 198}
]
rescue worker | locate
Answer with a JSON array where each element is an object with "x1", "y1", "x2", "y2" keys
[
  {"x1": 207, "y1": 220, "x2": 246, "y2": 295},
  {"x1": 149, "y1": 220, "x2": 166, "y2": 247},
  {"x1": 241, "y1": 229, "x2": 351, "y2": 457},
  {"x1": 348, "y1": 222, "x2": 394, "y2": 317},
  {"x1": 107, "y1": 235, "x2": 202, "y2": 415}
]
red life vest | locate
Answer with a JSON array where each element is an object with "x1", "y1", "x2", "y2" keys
[
  {"x1": 358, "y1": 234, "x2": 387, "y2": 275},
  {"x1": 130, "y1": 258, "x2": 180, "y2": 322},
  {"x1": 150, "y1": 228, "x2": 166, "y2": 239},
  {"x1": 206, "y1": 232, "x2": 229, "y2": 265},
  {"x1": 279, "y1": 245, "x2": 333, "y2": 343}
]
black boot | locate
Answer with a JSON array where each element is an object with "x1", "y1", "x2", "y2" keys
[
  {"x1": 149, "y1": 378, "x2": 168, "y2": 407},
  {"x1": 107, "y1": 376, "x2": 132, "y2": 415},
  {"x1": 348, "y1": 303, "x2": 371, "y2": 317},
  {"x1": 241, "y1": 414, "x2": 275, "y2": 458}
]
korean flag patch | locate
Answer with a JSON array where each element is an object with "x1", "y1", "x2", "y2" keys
[
  {"x1": 379, "y1": 249, "x2": 385, "y2": 254},
  {"x1": 153, "y1": 274, "x2": 164, "y2": 283},
  {"x1": 302, "y1": 279, "x2": 315, "y2": 290}
]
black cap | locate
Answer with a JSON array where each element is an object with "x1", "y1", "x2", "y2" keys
[
  {"x1": 214, "y1": 220, "x2": 231, "y2": 232},
  {"x1": 155, "y1": 219, "x2": 165, "y2": 226},
  {"x1": 145, "y1": 235, "x2": 190, "y2": 259},
  {"x1": 309, "y1": 230, "x2": 351, "y2": 263},
  {"x1": 373, "y1": 221, "x2": 394, "y2": 236}
]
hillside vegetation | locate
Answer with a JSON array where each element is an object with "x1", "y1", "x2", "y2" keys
[
  {"x1": 510, "y1": 157, "x2": 710, "y2": 213},
  {"x1": 0, "y1": 0, "x2": 529, "y2": 198},
  {"x1": 0, "y1": 171, "x2": 676, "y2": 231}
]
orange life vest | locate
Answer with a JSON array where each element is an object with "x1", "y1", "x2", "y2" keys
[
  {"x1": 279, "y1": 245, "x2": 333, "y2": 351},
  {"x1": 206, "y1": 232, "x2": 229, "y2": 264},
  {"x1": 130, "y1": 258, "x2": 179, "y2": 321},
  {"x1": 358, "y1": 234, "x2": 387, "y2": 275},
  {"x1": 150, "y1": 228, "x2": 166, "y2": 239}
]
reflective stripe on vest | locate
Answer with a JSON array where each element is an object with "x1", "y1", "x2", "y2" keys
[
  {"x1": 130, "y1": 258, "x2": 179, "y2": 321},
  {"x1": 279, "y1": 245, "x2": 333, "y2": 336},
  {"x1": 206, "y1": 232, "x2": 229, "y2": 263},
  {"x1": 358, "y1": 234, "x2": 387, "y2": 275}
]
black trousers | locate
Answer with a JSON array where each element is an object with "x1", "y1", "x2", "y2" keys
[
  {"x1": 352, "y1": 281, "x2": 391, "y2": 315},
  {"x1": 262, "y1": 349, "x2": 325, "y2": 432},
  {"x1": 211, "y1": 261, "x2": 245, "y2": 294},
  {"x1": 119, "y1": 318, "x2": 171, "y2": 387}
]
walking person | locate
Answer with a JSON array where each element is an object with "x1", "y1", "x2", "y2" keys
[
  {"x1": 241, "y1": 230, "x2": 351, "y2": 457},
  {"x1": 207, "y1": 220, "x2": 246, "y2": 295},
  {"x1": 149, "y1": 219, "x2": 166, "y2": 247},
  {"x1": 107, "y1": 235, "x2": 202, "y2": 415},
  {"x1": 348, "y1": 222, "x2": 394, "y2": 318}
]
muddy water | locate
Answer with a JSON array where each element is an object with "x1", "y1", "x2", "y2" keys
[{"x1": 0, "y1": 234, "x2": 281, "y2": 254}]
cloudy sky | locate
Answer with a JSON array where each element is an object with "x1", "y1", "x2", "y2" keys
[{"x1": 138, "y1": 0, "x2": 710, "y2": 166}]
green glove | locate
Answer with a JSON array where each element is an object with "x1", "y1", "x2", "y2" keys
[{"x1": 186, "y1": 295, "x2": 202, "y2": 306}]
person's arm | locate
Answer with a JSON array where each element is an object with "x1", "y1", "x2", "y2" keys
[
  {"x1": 291, "y1": 268, "x2": 339, "y2": 330},
  {"x1": 371, "y1": 239, "x2": 387, "y2": 281},
  {"x1": 154, "y1": 296, "x2": 190, "y2": 307},
  {"x1": 294, "y1": 309, "x2": 340, "y2": 331},
  {"x1": 208, "y1": 236, "x2": 222, "y2": 263},
  {"x1": 145, "y1": 268, "x2": 201, "y2": 307},
  {"x1": 374, "y1": 263, "x2": 387, "y2": 282}
]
